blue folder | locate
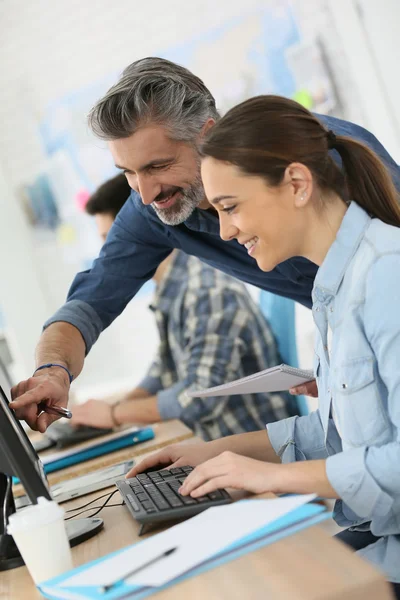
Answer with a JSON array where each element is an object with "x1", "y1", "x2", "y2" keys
[{"x1": 39, "y1": 502, "x2": 330, "y2": 600}]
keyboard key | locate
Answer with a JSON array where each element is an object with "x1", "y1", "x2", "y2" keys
[
  {"x1": 208, "y1": 491, "x2": 223, "y2": 500},
  {"x1": 181, "y1": 495, "x2": 197, "y2": 505},
  {"x1": 155, "y1": 483, "x2": 174, "y2": 495},
  {"x1": 136, "y1": 492, "x2": 148, "y2": 501},
  {"x1": 168, "y1": 481, "x2": 182, "y2": 491},
  {"x1": 137, "y1": 474, "x2": 151, "y2": 483},
  {"x1": 158, "y1": 470, "x2": 172, "y2": 478},
  {"x1": 145, "y1": 484, "x2": 157, "y2": 493},
  {"x1": 126, "y1": 494, "x2": 140, "y2": 511},
  {"x1": 196, "y1": 496, "x2": 210, "y2": 503},
  {"x1": 167, "y1": 495, "x2": 183, "y2": 507},
  {"x1": 181, "y1": 466, "x2": 193, "y2": 472},
  {"x1": 152, "y1": 496, "x2": 169, "y2": 510},
  {"x1": 170, "y1": 468, "x2": 183, "y2": 475}
]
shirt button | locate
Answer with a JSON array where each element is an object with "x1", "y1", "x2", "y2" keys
[
  {"x1": 341, "y1": 383, "x2": 347, "y2": 389},
  {"x1": 330, "y1": 307, "x2": 334, "y2": 312}
]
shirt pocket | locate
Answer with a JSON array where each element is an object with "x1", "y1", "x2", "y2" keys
[{"x1": 333, "y1": 357, "x2": 389, "y2": 446}]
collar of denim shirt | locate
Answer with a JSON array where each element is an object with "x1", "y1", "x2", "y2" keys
[{"x1": 312, "y1": 202, "x2": 371, "y2": 303}]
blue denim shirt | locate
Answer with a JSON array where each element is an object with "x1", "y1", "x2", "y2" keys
[
  {"x1": 45, "y1": 114, "x2": 400, "y2": 353},
  {"x1": 267, "y1": 202, "x2": 400, "y2": 583}
]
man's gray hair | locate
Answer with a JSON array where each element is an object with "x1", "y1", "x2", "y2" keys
[{"x1": 88, "y1": 57, "x2": 219, "y2": 142}]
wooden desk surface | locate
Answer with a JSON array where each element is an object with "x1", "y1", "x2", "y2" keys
[{"x1": 1, "y1": 421, "x2": 394, "y2": 600}]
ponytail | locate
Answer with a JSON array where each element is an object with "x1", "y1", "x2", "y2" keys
[{"x1": 332, "y1": 136, "x2": 400, "y2": 227}]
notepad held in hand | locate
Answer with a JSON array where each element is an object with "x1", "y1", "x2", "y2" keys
[{"x1": 188, "y1": 363, "x2": 314, "y2": 398}]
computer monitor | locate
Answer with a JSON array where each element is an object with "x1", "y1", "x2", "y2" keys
[
  {"x1": 0, "y1": 381, "x2": 103, "y2": 571},
  {"x1": 0, "y1": 383, "x2": 52, "y2": 503}
]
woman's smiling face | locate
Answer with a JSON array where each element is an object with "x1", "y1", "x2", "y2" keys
[{"x1": 201, "y1": 156, "x2": 310, "y2": 272}]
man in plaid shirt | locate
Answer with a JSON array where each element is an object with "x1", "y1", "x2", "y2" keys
[{"x1": 71, "y1": 175, "x2": 297, "y2": 440}]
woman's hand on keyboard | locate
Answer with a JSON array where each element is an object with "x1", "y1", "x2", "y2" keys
[
  {"x1": 179, "y1": 452, "x2": 280, "y2": 497},
  {"x1": 126, "y1": 440, "x2": 220, "y2": 478}
]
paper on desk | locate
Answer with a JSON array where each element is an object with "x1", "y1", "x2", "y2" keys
[
  {"x1": 61, "y1": 494, "x2": 316, "y2": 589},
  {"x1": 41, "y1": 425, "x2": 139, "y2": 465}
]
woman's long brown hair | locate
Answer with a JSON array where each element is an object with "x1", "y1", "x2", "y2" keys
[{"x1": 202, "y1": 95, "x2": 400, "y2": 227}]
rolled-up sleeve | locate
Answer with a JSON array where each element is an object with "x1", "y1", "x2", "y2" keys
[
  {"x1": 267, "y1": 410, "x2": 329, "y2": 463},
  {"x1": 157, "y1": 381, "x2": 187, "y2": 420},
  {"x1": 137, "y1": 354, "x2": 164, "y2": 397},
  {"x1": 44, "y1": 300, "x2": 104, "y2": 354},
  {"x1": 326, "y1": 447, "x2": 393, "y2": 518},
  {"x1": 326, "y1": 254, "x2": 400, "y2": 520}
]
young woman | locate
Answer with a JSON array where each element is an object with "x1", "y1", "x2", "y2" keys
[{"x1": 128, "y1": 96, "x2": 400, "y2": 592}]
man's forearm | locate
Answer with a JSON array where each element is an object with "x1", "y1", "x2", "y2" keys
[
  {"x1": 35, "y1": 322, "x2": 86, "y2": 380},
  {"x1": 126, "y1": 387, "x2": 152, "y2": 401},
  {"x1": 113, "y1": 395, "x2": 161, "y2": 425},
  {"x1": 208, "y1": 430, "x2": 281, "y2": 464}
]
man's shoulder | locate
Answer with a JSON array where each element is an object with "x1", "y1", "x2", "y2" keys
[{"x1": 316, "y1": 113, "x2": 373, "y2": 141}]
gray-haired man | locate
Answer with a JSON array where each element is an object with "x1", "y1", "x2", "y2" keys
[{"x1": 10, "y1": 57, "x2": 400, "y2": 431}]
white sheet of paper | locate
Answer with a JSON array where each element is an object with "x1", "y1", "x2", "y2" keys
[
  {"x1": 187, "y1": 364, "x2": 314, "y2": 398},
  {"x1": 61, "y1": 494, "x2": 316, "y2": 589}
]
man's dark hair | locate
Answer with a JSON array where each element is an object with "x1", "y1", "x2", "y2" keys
[{"x1": 85, "y1": 174, "x2": 131, "y2": 219}]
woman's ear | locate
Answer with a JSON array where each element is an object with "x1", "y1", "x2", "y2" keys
[{"x1": 284, "y1": 163, "x2": 313, "y2": 207}]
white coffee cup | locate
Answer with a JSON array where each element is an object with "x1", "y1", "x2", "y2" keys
[{"x1": 7, "y1": 496, "x2": 73, "y2": 584}]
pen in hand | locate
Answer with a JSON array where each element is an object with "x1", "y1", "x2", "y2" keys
[
  {"x1": 38, "y1": 403, "x2": 73, "y2": 419},
  {"x1": 100, "y1": 547, "x2": 177, "y2": 593}
]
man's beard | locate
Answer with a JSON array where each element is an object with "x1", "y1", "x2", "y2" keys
[{"x1": 151, "y1": 175, "x2": 205, "y2": 226}]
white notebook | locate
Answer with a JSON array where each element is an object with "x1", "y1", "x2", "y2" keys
[{"x1": 188, "y1": 364, "x2": 314, "y2": 398}]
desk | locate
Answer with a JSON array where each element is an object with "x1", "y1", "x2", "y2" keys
[
  {"x1": 2, "y1": 421, "x2": 394, "y2": 600},
  {"x1": 13, "y1": 419, "x2": 194, "y2": 497}
]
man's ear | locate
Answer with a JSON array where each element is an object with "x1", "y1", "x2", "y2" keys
[{"x1": 199, "y1": 118, "x2": 216, "y2": 139}]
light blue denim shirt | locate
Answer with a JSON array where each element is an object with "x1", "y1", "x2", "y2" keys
[{"x1": 267, "y1": 202, "x2": 400, "y2": 583}]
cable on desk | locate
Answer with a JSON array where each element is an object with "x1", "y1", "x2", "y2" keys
[
  {"x1": 65, "y1": 490, "x2": 115, "y2": 513},
  {"x1": 64, "y1": 489, "x2": 123, "y2": 521}
]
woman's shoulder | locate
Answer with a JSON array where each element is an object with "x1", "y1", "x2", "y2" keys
[{"x1": 365, "y1": 218, "x2": 400, "y2": 255}]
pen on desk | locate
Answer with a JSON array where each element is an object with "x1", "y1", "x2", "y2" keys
[
  {"x1": 100, "y1": 546, "x2": 177, "y2": 594},
  {"x1": 38, "y1": 403, "x2": 73, "y2": 419}
]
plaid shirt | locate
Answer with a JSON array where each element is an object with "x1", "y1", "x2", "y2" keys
[{"x1": 138, "y1": 252, "x2": 297, "y2": 440}]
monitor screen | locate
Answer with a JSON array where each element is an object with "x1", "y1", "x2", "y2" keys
[{"x1": 0, "y1": 383, "x2": 51, "y2": 504}]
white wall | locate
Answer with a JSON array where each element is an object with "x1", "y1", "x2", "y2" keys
[
  {"x1": 0, "y1": 0, "x2": 399, "y2": 397},
  {"x1": 329, "y1": 0, "x2": 400, "y2": 161}
]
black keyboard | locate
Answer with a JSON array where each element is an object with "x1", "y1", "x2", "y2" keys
[{"x1": 116, "y1": 466, "x2": 232, "y2": 533}]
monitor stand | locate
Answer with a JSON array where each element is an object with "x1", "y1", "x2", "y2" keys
[{"x1": 0, "y1": 473, "x2": 104, "y2": 571}]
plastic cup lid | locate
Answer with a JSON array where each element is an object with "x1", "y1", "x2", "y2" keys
[{"x1": 7, "y1": 497, "x2": 65, "y2": 533}]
